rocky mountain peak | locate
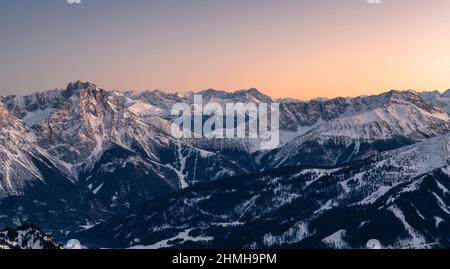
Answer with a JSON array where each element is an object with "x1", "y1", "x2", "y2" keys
[{"x1": 65, "y1": 81, "x2": 98, "y2": 97}]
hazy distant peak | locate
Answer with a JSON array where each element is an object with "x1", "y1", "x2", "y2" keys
[
  {"x1": 237, "y1": 87, "x2": 263, "y2": 95},
  {"x1": 236, "y1": 88, "x2": 272, "y2": 99},
  {"x1": 442, "y1": 89, "x2": 450, "y2": 97},
  {"x1": 310, "y1": 97, "x2": 330, "y2": 102},
  {"x1": 195, "y1": 87, "x2": 273, "y2": 104}
]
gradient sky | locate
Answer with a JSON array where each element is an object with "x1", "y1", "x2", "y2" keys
[{"x1": 1, "y1": 0, "x2": 450, "y2": 100}]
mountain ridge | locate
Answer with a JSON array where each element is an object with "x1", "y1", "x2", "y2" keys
[
  {"x1": 2, "y1": 81, "x2": 450, "y2": 248},
  {"x1": 77, "y1": 131, "x2": 450, "y2": 249}
]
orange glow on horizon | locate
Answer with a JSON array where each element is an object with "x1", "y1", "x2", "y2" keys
[{"x1": 1, "y1": 0, "x2": 450, "y2": 100}]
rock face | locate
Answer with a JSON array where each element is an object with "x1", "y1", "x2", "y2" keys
[{"x1": 2, "y1": 81, "x2": 450, "y2": 248}]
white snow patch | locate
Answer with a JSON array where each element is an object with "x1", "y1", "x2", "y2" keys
[
  {"x1": 263, "y1": 221, "x2": 310, "y2": 247},
  {"x1": 92, "y1": 183, "x2": 104, "y2": 195},
  {"x1": 314, "y1": 199, "x2": 334, "y2": 214},
  {"x1": 176, "y1": 142, "x2": 188, "y2": 189},
  {"x1": 431, "y1": 192, "x2": 450, "y2": 214},
  {"x1": 389, "y1": 205, "x2": 427, "y2": 248},
  {"x1": 434, "y1": 216, "x2": 444, "y2": 227},
  {"x1": 322, "y1": 230, "x2": 348, "y2": 249},
  {"x1": 359, "y1": 186, "x2": 392, "y2": 205},
  {"x1": 128, "y1": 229, "x2": 213, "y2": 249},
  {"x1": 22, "y1": 108, "x2": 56, "y2": 127},
  {"x1": 212, "y1": 221, "x2": 244, "y2": 227},
  {"x1": 436, "y1": 180, "x2": 449, "y2": 195}
]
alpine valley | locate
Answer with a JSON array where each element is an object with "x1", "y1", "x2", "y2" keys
[{"x1": 2, "y1": 81, "x2": 450, "y2": 248}]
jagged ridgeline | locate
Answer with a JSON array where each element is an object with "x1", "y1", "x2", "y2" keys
[
  {"x1": 1, "y1": 81, "x2": 450, "y2": 248},
  {"x1": 0, "y1": 224, "x2": 62, "y2": 249}
]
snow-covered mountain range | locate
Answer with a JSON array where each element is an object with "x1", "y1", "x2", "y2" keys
[
  {"x1": 265, "y1": 90, "x2": 450, "y2": 167},
  {"x1": 2, "y1": 81, "x2": 450, "y2": 248},
  {"x1": 78, "y1": 133, "x2": 450, "y2": 249}
]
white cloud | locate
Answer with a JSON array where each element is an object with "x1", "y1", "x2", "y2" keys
[
  {"x1": 367, "y1": 0, "x2": 382, "y2": 4},
  {"x1": 67, "y1": 0, "x2": 82, "y2": 4}
]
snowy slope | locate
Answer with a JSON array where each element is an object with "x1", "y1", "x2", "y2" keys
[
  {"x1": 78, "y1": 132, "x2": 450, "y2": 249},
  {"x1": 0, "y1": 102, "x2": 46, "y2": 198}
]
